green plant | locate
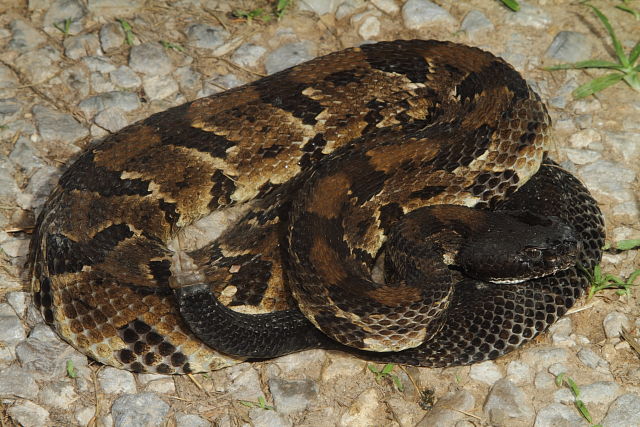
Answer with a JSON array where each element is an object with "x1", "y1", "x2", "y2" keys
[
  {"x1": 617, "y1": 0, "x2": 640, "y2": 19},
  {"x1": 161, "y1": 40, "x2": 184, "y2": 52},
  {"x1": 54, "y1": 18, "x2": 72, "y2": 36},
  {"x1": 117, "y1": 18, "x2": 135, "y2": 46},
  {"x1": 239, "y1": 396, "x2": 275, "y2": 410},
  {"x1": 232, "y1": 8, "x2": 271, "y2": 23},
  {"x1": 66, "y1": 360, "x2": 78, "y2": 378},
  {"x1": 546, "y1": 4, "x2": 640, "y2": 98},
  {"x1": 276, "y1": 0, "x2": 292, "y2": 18},
  {"x1": 607, "y1": 238, "x2": 640, "y2": 251},
  {"x1": 555, "y1": 373, "x2": 601, "y2": 426},
  {"x1": 368, "y1": 363, "x2": 404, "y2": 392},
  {"x1": 499, "y1": 0, "x2": 520, "y2": 11},
  {"x1": 582, "y1": 264, "x2": 640, "y2": 299}
]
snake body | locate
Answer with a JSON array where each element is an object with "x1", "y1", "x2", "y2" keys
[{"x1": 29, "y1": 40, "x2": 605, "y2": 374}]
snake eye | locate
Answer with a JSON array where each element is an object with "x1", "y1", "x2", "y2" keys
[{"x1": 524, "y1": 247, "x2": 542, "y2": 259}]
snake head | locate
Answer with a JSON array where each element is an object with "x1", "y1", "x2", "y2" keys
[{"x1": 457, "y1": 211, "x2": 579, "y2": 284}]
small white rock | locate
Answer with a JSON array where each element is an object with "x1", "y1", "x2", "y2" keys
[
  {"x1": 603, "y1": 311, "x2": 631, "y2": 339},
  {"x1": 469, "y1": 360, "x2": 503, "y2": 385}
]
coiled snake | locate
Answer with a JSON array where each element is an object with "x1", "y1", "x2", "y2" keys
[{"x1": 29, "y1": 40, "x2": 605, "y2": 374}]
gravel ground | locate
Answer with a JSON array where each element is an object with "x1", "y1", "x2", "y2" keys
[{"x1": 1, "y1": 0, "x2": 639, "y2": 426}]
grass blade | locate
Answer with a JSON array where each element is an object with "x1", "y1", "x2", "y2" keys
[
  {"x1": 546, "y1": 60, "x2": 622, "y2": 70},
  {"x1": 573, "y1": 73, "x2": 625, "y2": 98},
  {"x1": 501, "y1": 0, "x2": 520, "y2": 11},
  {"x1": 616, "y1": 239, "x2": 640, "y2": 250},
  {"x1": 588, "y1": 5, "x2": 629, "y2": 67},
  {"x1": 630, "y1": 40, "x2": 640, "y2": 64},
  {"x1": 575, "y1": 399, "x2": 593, "y2": 423},
  {"x1": 616, "y1": 4, "x2": 640, "y2": 19}
]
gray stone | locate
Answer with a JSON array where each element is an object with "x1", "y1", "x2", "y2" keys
[
  {"x1": 64, "y1": 33, "x2": 101, "y2": 59},
  {"x1": 569, "y1": 129, "x2": 601, "y2": 149},
  {"x1": 469, "y1": 360, "x2": 503, "y2": 385},
  {"x1": 249, "y1": 408, "x2": 291, "y2": 427},
  {"x1": 534, "y1": 371, "x2": 556, "y2": 389},
  {"x1": 226, "y1": 365, "x2": 263, "y2": 401},
  {"x1": 231, "y1": 43, "x2": 267, "y2": 69},
  {"x1": 174, "y1": 66, "x2": 201, "y2": 93},
  {"x1": 298, "y1": 0, "x2": 339, "y2": 15},
  {"x1": 111, "y1": 392, "x2": 169, "y2": 427},
  {"x1": 509, "y1": 1, "x2": 551, "y2": 29},
  {"x1": 98, "y1": 366, "x2": 137, "y2": 394},
  {"x1": 601, "y1": 394, "x2": 640, "y2": 427},
  {"x1": 546, "y1": 31, "x2": 592, "y2": 63},
  {"x1": 0, "y1": 367, "x2": 39, "y2": 399},
  {"x1": 87, "y1": 0, "x2": 144, "y2": 15},
  {"x1": 269, "y1": 378, "x2": 318, "y2": 414},
  {"x1": 370, "y1": 0, "x2": 399, "y2": 15},
  {"x1": 110, "y1": 65, "x2": 141, "y2": 89},
  {"x1": 7, "y1": 400, "x2": 50, "y2": 427},
  {"x1": 129, "y1": 42, "x2": 173, "y2": 76},
  {"x1": 0, "y1": 303, "x2": 27, "y2": 346},
  {"x1": 6, "y1": 292, "x2": 28, "y2": 318},
  {"x1": 82, "y1": 55, "x2": 116, "y2": 73},
  {"x1": 321, "y1": 354, "x2": 362, "y2": 381},
  {"x1": 0, "y1": 98, "x2": 21, "y2": 124},
  {"x1": 100, "y1": 22, "x2": 125, "y2": 52},
  {"x1": 15, "y1": 46, "x2": 61, "y2": 84},
  {"x1": 565, "y1": 148, "x2": 601, "y2": 165},
  {"x1": 554, "y1": 381, "x2": 620, "y2": 405},
  {"x1": 186, "y1": 24, "x2": 229, "y2": 51},
  {"x1": 548, "y1": 363, "x2": 570, "y2": 377},
  {"x1": 0, "y1": 64, "x2": 19, "y2": 91},
  {"x1": 605, "y1": 131, "x2": 640, "y2": 163},
  {"x1": 269, "y1": 349, "x2": 326, "y2": 379},
  {"x1": 534, "y1": 402, "x2": 587, "y2": 427},
  {"x1": 144, "y1": 378, "x2": 175, "y2": 394},
  {"x1": 336, "y1": 0, "x2": 366, "y2": 20},
  {"x1": 15, "y1": 322, "x2": 88, "y2": 380},
  {"x1": 603, "y1": 311, "x2": 631, "y2": 339},
  {"x1": 549, "y1": 317, "x2": 574, "y2": 345},
  {"x1": 33, "y1": 104, "x2": 88, "y2": 143},
  {"x1": 386, "y1": 395, "x2": 423, "y2": 427},
  {"x1": 9, "y1": 19, "x2": 45, "y2": 52},
  {"x1": 460, "y1": 10, "x2": 494, "y2": 38},
  {"x1": 357, "y1": 15, "x2": 381, "y2": 39},
  {"x1": 175, "y1": 413, "x2": 211, "y2": 427},
  {"x1": 38, "y1": 380, "x2": 79, "y2": 409},
  {"x1": 94, "y1": 107, "x2": 129, "y2": 132},
  {"x1": 417, "y1": 390, "x2": 475, "y2": 426},
  {"x1": 199, "y1": 74, "x2": 244, "y2": 97},
  {"x1": 43, "y1": 0, "x2": 86, "y2": 31},
  {"x1": 579, "y1": 160, "x2": 636, "y2": 203},
  {"x1": 484, "y1": 379, "x2": 534, "y2": 425},
  {"x1": 577, "y1": 347, "x2": 610, "y2": 372},
  {"x1": 91, "y1": 71, "x2": 116, "y2": 93},
  {"x1": 506, "y1": 361, "x2": 532, "y2": 384},
  {"x1": 75, "y1": 407, "x2": 96, "y2": 425},
  {"x1": 59, "y1": 65, "x2": 90, "y2": 101},
  {"x1": 265, "y1": 41, "x2": 316, "y2": 75},
  {"x1": 402, "y1": 0, "x2": 456, "y2": 30},
  {"x1": 143, "y1": 75, "x2": 179, "y2": 100},
  {"x1": 79, "y1": 91, "x2": 141, "y2": 118},
  {"x1": 340, "y1": 387, "x2": 384, "y2": 427}
]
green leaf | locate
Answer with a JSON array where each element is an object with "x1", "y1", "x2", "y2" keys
[
  {"x1": 66, "y1": 360, "x2": 77, "y2": 378},
  {"x1": 546, "y1": 60, "x2": 622, "y2": 70},
  {"x1": 381, "y1": 363, "x2": 394, "y2": 375},
  {"x1": 616, "y1": 4, "x2": 640, "y2": 19},
  {"x1": 575, "y1": 399, "x2": 593, "y2": 423},
  {"x1": 555, "y1": 372, "x2": 565, "y2": 387},
  {"x1": 587, "y1": 5, "x2": 629, "y2": 67},
  {"x1": 392, "y1": 375, "x2": 405, "y2": 392},
  {"x1": 566, "y1": 377, "x2": 581, "y2": 397},
  {"x1": 573, "y1": 73, "x2": 625, "y2": 98},
  {"x1": 239, "y1": 400, "x2": 254, "y2": 408},
  {"x1": 629, "y1": 40, "x2": 640, "y2": 64},
  {"x1": 368, "y1": 364, "x2": 378, "y2": 374},
  {"x1": 500, "y1": 0, "x2": 520, "y2": 11}
]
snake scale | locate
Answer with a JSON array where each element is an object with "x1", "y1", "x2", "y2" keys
[{"x1": 29, "y1": 40, "x2": 605, "y2": 374}]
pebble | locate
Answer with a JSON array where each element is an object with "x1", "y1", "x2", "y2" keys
[
  {"x1": 225, "y1": 365, "x2": 263, "y2": 401},
  {"x1": 603, "y1": 312, "x2": 631, "y2": 339},
  {"x1": 175, "y1": 413, "x2": 211, "y2": 427},
  {"x1": 265, "y1": 41, "x2": 316, "y2": 75},
  {"x1": 601, "y1": 394, "x2": 640, "y2": 427},
  {"x1": 82, "y1": 55, "x2": 116, "y2": 73},
  {"x1": 549, "y1": 317, "x2": 573, "y2": 345},
  {"x1": 249, "y1": 407, "x2": 292, "y2": 427},
  {"x1": 336, "y1": 0, "x2": 366, "y2": 20},
  {"x1": 569, "y1": 129, "x2": 601, "y2": 149},
  {"x1": 90, "y1": 71, "x2": 116, "y2": 93},
  {"x1": 0, "y1": 367, "x2": 40, "y2": 399},
  {"x1": 269, "y1": 378, "x2": 318, "y2": 414},
  {"x1": 0, "y1": 64, "x2": 19, "y2": 91},
  {"x1": 577, "y1": 347, "x2": 610, "y2": 373},
  {"x1": 7, "y1": 400, "x2": 50, "y2": 427},
  {"x1": 298, "y1": 0, "x2": 339, "y2": 15},
  {"x1": 509, "y1": 1, "x2": 551, "y2": 29},
  {"x1": 15, "y1": 323, "x2": 88, "y2": 381},
  {"x1": 97, "y1": 366, "x2": 137, "y2": 394},
  {"x1": 5, "y1": 292, "x2": 28, "y2": 318},
  {"x1": 111, "y1": 392, "x2": 170, "y2": 426},
  {"x1": 231, "y1": 43, "x2": 267, "y2": 68},
  {"x1": 565, "y1": 148, "x2": 601, "y2": 165},
  {"x1": 605, "y1": 131, "x2": 640, "y2": 163},
  {"x1": 370, "y1": 0, "x2": 399, "y2": 15},
  {"x1": 506, "y1": 361, "x2": 532, "y2": 384},
  {"x1": 534, "y1": 402, "x2": 586, "y2": 427},
  {"x1": 15, "y1": 46, "x2": 61, "y2": 83},
  {"x1": 417, "y1": 390, "x2": 475, "y2": 426},
  {"x1": 33, "y1": 104, "x2": 88, "y2": 143},
  {"x1": 469, "y1": 360, "x2": 503, "y2": 385},
  {"x1": 129, "y1": 42, "x2": 174, "y2": 76},
  {"x1": 579, "y1": 160, "x2": 636, "y2": 204},
  {"x1": 554, "y1": 381, "x2": 620, "y2": 405},
  {"x1": 402, "y1": 0, "x2": 456, "y2": 30},
  {"x1": 321, "y1": 354, "x2": 363, "y2": 382},
  {"x1": 339, "y1": 387, "x2": 384, "y2": 427},
  {"x1": 110, "y1": 65, "x2": 142, "y2": 89},
  {"x1": 545, "y1": 31, "x2": 591, "y2": 63},
  {"x1": 59, "y1": 66, "x2": 90, "y2": 100},
  {"x1": 143, "y1": 74, "x2": 179, "y2": 100},
  {"x1": 99, "y1": 22, "x2": 124, "y2": 52},
  {"x1": 460, "y1": 10, "x2": 494, "y2": 38},
  {"x1": 357, "y1": 15, "x2": 381, "y2": 39},
  {"x1": 144, "y1": 378, "x2": 176, "y2": 394},
  {"x1": 386, "y1": 396, "x2": 423, "y2": 427},
  {"x1": 534, "y1": 371, "x2": 556, "y2": 389},
  {"x1": 38, "y1": 380, "x2": 79, "y2": 409},
  {"x1": 78, "y1": 91, "x2": 141, "y2": 118},
  {"x1": 9, "y1": 19, "x2": 45, "y2": 52},
  {"x1": 75, "y1": 407, "x2": 96, "y2": 426},
  {"x1": 484, "y1": 379, "x2": 535, "y2": 425},
  {"x1": 63, "y1": 33, "x2": 101, "y2": 59},
  {"x1": 43, "y1": 0, "x2": 85, "y2": 31},
  {"x1": 268, "y1": 349, "x2": 326, "y2": 379},
  {"x1": 186, "y1": 24, "x2": 229, "y2": 51},
  {"x1": 0, "y1": 303, "x2": 27, "y2": 346}
]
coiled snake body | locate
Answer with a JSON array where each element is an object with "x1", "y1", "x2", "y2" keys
[{"x1": 29, "y1": 40, "x2": 605, "y2": 374}]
